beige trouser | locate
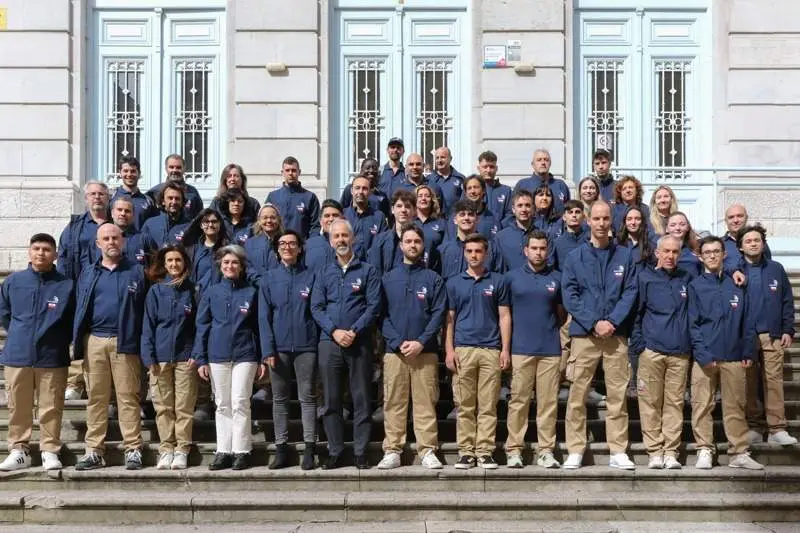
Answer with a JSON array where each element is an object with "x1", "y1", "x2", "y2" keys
[
  {"x1": 566, "y1": 336, "x2": 630, "y2": 454},
  {"x1": 505, "y1": 355, "x2": 561, "y2": 455},
  {"x1": 636, "y1": 350, "x2": 690, "y2": 457},
  {"x1": 382, "y1": 352, "x2": 439, "y2": 457},
  {"x1": 559, "y1": 316, "x2": 572, "y2": 373},
  {"x1": 84, "y1": 335, "x2": 143, "y2": 453},
  {"x1": 151, "y1": 362, "x2": 198, "y2": 454},
  {"x1": 452, "y1": 347, "x2": 501, "y2": 457},
  {"x1": 66, "y1": 359, "x2": 85, "y2": 395},
  {"x1": 746, "y1": 333, "x2": 788, "y2": 433},
  {"x1": 5, "y1": 366, "x2": 68, "y2": 453},
  {"x1": 691, "y1": 360, "x2": 749, "y2": 455}
]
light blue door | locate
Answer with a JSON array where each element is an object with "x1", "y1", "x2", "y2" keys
[
  {"x1": 575, "y1": 1, "x2": 712, "y2": 230},
  {"x1": 332, "y1": 1, "x2": 469, "y2": 195},
  {"x1": 92, "y1": 9, "x2": 225, "y2": 200}
]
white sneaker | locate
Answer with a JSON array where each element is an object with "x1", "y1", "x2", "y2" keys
[
  {"x1": 0, "y1": 449, "x2": 31, "y2": 471},
  {"x1": 767, "y1": 431, "x2": 798, "y2": 446},
  {"x1": 156, "y1": 452, "x2": 174, "y2": 470},
  {"x1": 64, "y1": 388, "x2": 82, "y2": 401},
  {"x1": 377, "y1": 452, "x2": 401, "y2": 470},
  {"x1": 747, "y1": 430, "x2": 765, "y2": 444},
  {"x1": 563, "y1": 453, "x2": 583, "y2": 470},
  {"x1": 420, "y1": 450, "x2": 443, "y2": 470},
  {"x1": 728, "y1": 452, "x2": 764, "y2": 470},
  {"x1": 586, "y1": 389, "x2": 606, "y2": 407},
  {"x1": 663, "y1": 456, "x2": 682, "y2": 470},
  {"x1": 506, "y1": 453, "x2": 524, "y2": 469},
  {"x1": 41, "y1": 451, "x2": 62, "y2": 471},
  {"x1": 609, "y1": 452, "x2": 636, "y2": 470},
  {"x1": 695, "y1": 449, "x2": 713, "y2": 469},
  {"x1": 647, "y1": 455, "x2": 664, "y2": 469},
  {"x1": 171, "y1": 451, "x2": 189, "y2": 470},
  {"x1": 536, "y1": 452, "x2": 560, "y2": 469}
]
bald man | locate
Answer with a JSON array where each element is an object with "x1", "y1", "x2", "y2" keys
[
  {"x1": 387, "y1": 153, "x2": 444, "y2": 210},
  {"x1": 72, "y1": 223, "x2": 148, "y2": 471},
  {"x1": 430, "y1": 147, "x2": 466, "y2": 215},
  {"x1": 722, "y1": 204, "x2": 771, "y2": 270},
  {"x1": 514, "y1": 149, "x2": 571, "y2": 216}
]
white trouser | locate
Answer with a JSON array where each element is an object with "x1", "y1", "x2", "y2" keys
[{"x1": 209, "y1": 361, "x2": 258, "y2": 453}]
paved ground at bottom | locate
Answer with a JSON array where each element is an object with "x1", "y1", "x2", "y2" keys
[{"x1": 0, "y1": 522, "x2": 796, "y2": 533}]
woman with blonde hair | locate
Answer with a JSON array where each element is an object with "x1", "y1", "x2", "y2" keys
[
  {"x1": 240, "y1": 204, "x2": 284, "y2": 286},
  {"x1": 648, "y1": 185, "x2": 679, "y2": 236},
  {"x1": 415, "y1": 183, "x2": 446, "y2": 252},
  {"x1": 666, "y1": 211, "x2": 701, "y2": 276},
  {"x1": 578, "y1": 176, "x2": 601, "y2": 215}
]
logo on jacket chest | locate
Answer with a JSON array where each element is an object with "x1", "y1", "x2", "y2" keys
[
  {"x1": 416, "y1": 286, "x2": 428, "y2": 301},
  {"x1": 613, "y1": 265, "x2": 625, "y2": 279},
  {"x1": 370, "y1": 224, "x2": 379, "y2": 235},
  {"x1": 174, "y1": 231, "x2": 185, "y2": 242},
  {"x1": 351, "y1": 277, "x2": 363, "y2": 293},
  {"x1": 296, "y1": 201, "x2": 306, "y2": 213},
  {"x1": 239, "y1": 301, "x2": 250, "y2": 315},
  {"x1": 299, "y1": 286, "x2": 310, "y2": 299},
  {"x1": 769, "y1": 279, "x2": 779, "y2": 293},
  {"x1": 679, "y1": 285, "x2": 688, "y2": 299},
  {"x1": 558, "y1": 192, "x2": 566, "y2": 202},
  {"x1": 127, "y1": 280, "x2": 139, "y2": 293},
  {"x1": 483, "y1": 284, "x2": 494, "y2": 297},
  {"x1": 546, "y1": 281, "x2": 557, "y2": 294},
  {"x1": 729, "y1": 294, "x2": 739, "y2": 309},
  {"x1": 432, "y1": 224, "x2": 440, "y2": 232},
  {"x1": 237, "y1": 234, "x2": 249, "y2": 244},
  {"x1": 47, "y1": 295, "x2": 59, "y2": 310},
  {"x1": 496, "y1": 194, "x2": 506, "y2": 204},
  {"x1": 183, "y1": 304, "x2": 193, "y2": 316},
  {"x1": 135, "y1": 249, "x2": 145, "y2": 262}
]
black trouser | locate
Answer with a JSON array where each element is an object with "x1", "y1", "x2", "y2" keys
[{"x1": 319, "y1": 339, "x2": 373, "y2": 456}]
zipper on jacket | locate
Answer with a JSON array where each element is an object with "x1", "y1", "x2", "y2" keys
[{"x1": 32, "y1": 275, "x2": 41, "y2": 368}]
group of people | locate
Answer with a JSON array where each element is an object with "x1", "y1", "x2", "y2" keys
[{"x1": 0, "y1": 141, "x2": 795, "y2": 474}]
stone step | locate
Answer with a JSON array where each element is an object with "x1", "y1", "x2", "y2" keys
[
  {"x1": 2, "y1": 440, "x2": 799, "y2": 470},
  {"x1": 0, "y1": 489, "x2": 796, "y2": 524},
  {"x1": 3, "y1": 465, "x2": 800, "y2": 495}
]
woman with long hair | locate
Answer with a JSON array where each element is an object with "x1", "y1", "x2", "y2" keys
[
  {"x1": 612, "y1": 175, "x2": 650, "y2": 235},
  {"x1": 194, "y1": 244, "x2": 264, "y2": 471},
  {"x1": 649, "y1": 185, "x2": 679, "y2": 236},
  {"x1": 210, "y1": 163, "x2": 261, "y2": 221},
  {"x1": 578, "y1": 176, "x2": 601, "y2": 215},
  {"x1": 179, "y1": 208, "x2": 230, "y2": 296},
  {"x1": 532, "y1": 184, "x2": 562, "y2": 236},
  {"x1": 415, "y1": 183, "x2": 446, "y2": 252},
  {"x1": 141, "y1": 245, "x2": 198, "y2": 470},
  {"x1": 617, "y1": 205, "x2": 655, "y2": 268},
  {"x1": 241, "y1": 204, "x2": 284, "y2": 286},
  {"x1": 259, "y1": 229, "x2": 319, "y2": 470},
  {"x1": 456, "y1": 174, "x2": 498, "y2": 238},
  {"x1": 218, "y1": 188, "x2": 254, "y2": 239},
  {"x1": 666, "y1": 211, "x2": 701, "y2": 276}
]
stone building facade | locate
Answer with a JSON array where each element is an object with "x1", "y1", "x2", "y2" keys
[{"x1": 0, "y1": 0, "x2": 797, "y2": 268}]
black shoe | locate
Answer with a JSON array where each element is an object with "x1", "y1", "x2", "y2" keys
[
  {"x1": 322, "y1": 455, "x2": 343, "y2": 470},
  {"x1": 354, "y1": 455, "x2": 370, "y2": 470},
  {"x1": 301, "y1": 442, "x2": 315, "y2": 470},
  {"x1": 232, "y1": 453, "x2": 250, "y2": 471},
  {"x1": 454, "y1": 455, "x2": 476, "y2": 470},
  {"x1": 269, "y1": 444, "x2": 289, "y2": 470},
  {"x1": 209, "y1": 452, "x2": 233, "y2": 471},
  {"x1": 75, "y1": 452, "x2": 106, "y2": 471}
]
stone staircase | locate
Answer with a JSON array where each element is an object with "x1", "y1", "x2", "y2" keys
[{"x1": 0, "y1": 271, "x2": 797, "y2": 525}]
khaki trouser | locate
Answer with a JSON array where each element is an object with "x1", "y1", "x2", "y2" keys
[
  {"x1": 84, "y1": 335, "x2": 143, "y2": 453},
  {"x1": 636, "y1": 350, "x2": 690, "y2": 457},
  {"x1": 690, "y1": 360, "x2": 749, "y2": 455},
  {"x1": 452, "y1": 347, "x2": 501, "y2": 457},
  {"x1": 559, "y1": 315, "x2": 572, "y2": 373},
  {"x1": 566, "y1": 336, "x2": 630, "y2": 454},
  {"x1": 66, "y1": 359, "x2": 85, "y2": 395},
  {"x1": 5, "y1": 366, "x2": 68, "y2": 453},
  {"x1": 151, "y1": 362, "x2": 198, "y2": 454},
  {"x1": 382, "y1": 352, "x2": 439, "y2": 457},
  {"x1": 746, "y1": 333, "x2": 787, "y2": 433},
  {"x1": 505, "y1": 355, "x2": 560, "y2": 455}
]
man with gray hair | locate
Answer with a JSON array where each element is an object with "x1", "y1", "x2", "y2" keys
[
  {"x1": 630, "y1": 235, "x2": 694, "y2": 469},
  {"x1": 58, "y1": 180, "x2": 111, "y2": 401},
  {"x1": 311, "y1": 218, "x2": 382, "y2": 470},
  {"x1": 514, "y1": 149, "x2": 571, "y2": 216}
]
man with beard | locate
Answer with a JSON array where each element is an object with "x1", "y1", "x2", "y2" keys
[
  {"x1": 493, "y1": 190, "x2": 535, "y2": 271},
  {"x1": 147, "y1": 154, "x2": 204, "y2": 220},
  {"x1": 513, "y1": 149, "x2": 571, "y2": 217},
  {"x1": 378, "y1": 138, "x2": 406, "y2": 196},
  {"x1": 305, "y1": 199, "x2": 343, "y2": 273},
  {"x1": 141, "y1": 182, "x2": 192, "y2": 249},
  {"x1": 376, "y1": 224, "x2": 446, "y2": 470},
  {"x1": 111, "y1": 156, "x2": 158, "y2": 231},
  {"x1": 72, "y1": 223, "x2": 148, "y2": 470},
  {"x1": 591, "y1": 149, "x2": 616, "y2": 202},
  {"x1": 311, "y1": 219, "x2": 382, "y2": 469},
  {"x1": 343, "y1": 175, "x2": 387, "y2": 260},
  {"x1": 339, "y1": 159, "x2": 391, "y2": 219},
  {"x1": 266, "y1": 156, "x2": 321, "y2": 239},
  {"x1": 82, "y1": 196, "x2": 152, "y2": 269},
  {"x1": 722, "y1": 204, "x2": 771, "y2": 271}
]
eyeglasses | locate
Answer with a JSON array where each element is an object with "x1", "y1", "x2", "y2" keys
[
  {"x1": 278, "y1": 241, "x2": 299, "y2": 248},
  {"x1": 701, "y1": 249, "x2": 723, "y2": 257},
  {"x1": 201, "y1": 219, "x2": 220, "y2": 226}
]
